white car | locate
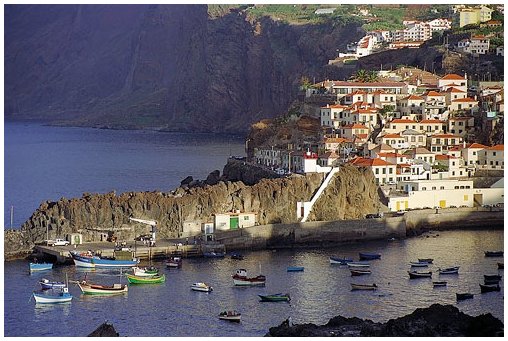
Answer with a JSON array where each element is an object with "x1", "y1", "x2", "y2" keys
[{"x1": 52, "y1": 239, "x2": 69, "y2": 246}]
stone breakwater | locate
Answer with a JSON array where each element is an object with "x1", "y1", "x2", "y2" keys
[
  {"x1": 266, "y1": 303, "x2": 504, "y2": 337},
  {"x1": 5, "y1": 165, "x2": 379, "y2": 259}
]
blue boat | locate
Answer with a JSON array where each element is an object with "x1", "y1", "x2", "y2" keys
[
  {"x1": 329, "y1": 256, "x2": 353, "y2": 265},
  {"x1": 33, "y1": 287, "x2": 72, "y2": 304},
  {"x1": 287, "y1": 266, "x2": 304, "y2": 272},
  {"x1": 29, "y1": 263, "x2": 53, "y2": 272},
  {"x1": 359, "y1": 252, "x2": 381, "y2": 260},
  {"x1": 69, "y1": 251, "x2": 138, "y2": 268},
  {"x1": 39, "y1": 278, "x2": 66, "y2": 290}
]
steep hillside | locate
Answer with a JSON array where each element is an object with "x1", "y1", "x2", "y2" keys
[{"x1": 5, "y1": 4, "x2": 363, "y2": 133}]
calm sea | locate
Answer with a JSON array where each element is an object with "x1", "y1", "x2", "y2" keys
[
  {"x1": 3, "y1": 230, "x2": 504, "y2": 337},
  {"x1": 3, "y1": 122, "x2": 504, "y2": 336},
  {"x1": 4, "y1": 122, "x2": 245, "y2": 228}
]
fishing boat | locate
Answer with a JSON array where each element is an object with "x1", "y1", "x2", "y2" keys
[
  {"x1": 39, "y1": 278, "x2": 66, "y2": 290},
  {"x1": 191, "y1": 282, "x2": 213, "y2": 292},
  {"x1": 232, "y1": 269, "x2": 266, "y2": 286},
  {"x1": 219, "y1": 311, "x2": 241, "y2": 322},
  {"x1": 351, "y1": 283, "x2": 377, "y2": 290},
  {"x1": 438, "y1": 266, "x2": 460, "y2": 274},
  {"x1": 350, "y1": 269, "x2": 372, "y2": 276},
  {"x1": 433, "y1": 281, "x2": 447, "y2": 287},
  {"x1": 126, "y1": 273, "x2": 165, "y2": 284},
  {"x1": 480, "y1": 283, "x2": 501, "y2": 293},
  {"x1": 133, "y1": 266, "x2": 159, "y2": 277},
  {"x1": 166, "y1": 256, "x2": 182, "y2": 268},
  {"x1": 77, "y1": 281, "x2": 128, "y2": 295},
  {"x1": 484, "y1": 274, "x2": 502, "y2": 281},
  {"x1": 484, "y1": 278, "x2": 501, "y2": 285},
  {"x1": 359, "y1": 252, "x2": 381, "y2": 260},
  {"x1": 329, "y1": 256, "x2": 353, "y2": 265},
  {"x1": 203, "y1": 251, "x2": 226, "y2": 258},
  {"x1": 69, "y1": 250, "x2": 138, "y2": 268},
  {"x1": 347, "y1": 261, "x2": 370, "y2": 268},
  {"x1": 231, "y1": 252, "x2": 244, "y2": 260},
  {"x1": 29, "y1": 262, "x2": 53, "y2": 272},
  {"x1": 33, "y1": 287, "x2": 72, "y2": 304},
  {"x1": 498, "y1": 262, "x2": 504, "y2": 269},
  {"x1": 258, "y1": 293, "x2": 290, "y2": 302},
  {"x1": 410, "y1": 261, "x2": 430, "y2": 267},
  {"x1": 287, "y1": 266, "x2": 304, "y2": 272},
  {"x1": 484, "y1": 251, "x2": 504, "y2": 257},
  {"x1": 408, "y1": 270, "x2": 432, "y2": 279},
  {"x1": 418, "y1": 258, "x2": 434, "y2": 264},
  {"x1": 456, "y1": 293, "x2": 474, "y2": 300}
]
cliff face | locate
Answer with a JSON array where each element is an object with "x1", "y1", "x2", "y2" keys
[
  {"x1": 5, "y1": 4, "x2": 363, "y2": 133},
  {"x1": 9, "y1": 165, "x2": 379, "y2": 254}
]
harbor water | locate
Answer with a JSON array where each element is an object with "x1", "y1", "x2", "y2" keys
[{"x1": 4, "y1": 229, "x2": 504, "y2": 336}]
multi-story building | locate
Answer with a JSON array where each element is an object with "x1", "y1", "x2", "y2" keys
[
  {"x1": 477, "y1": 144, "x2": 504, "y2": 170},
  {"x1": 438, "y1": 74, "x2": 467, "y2": 93},
  {"x1": 350, "y1": 157, "x2": 397, "y2": 185},
  {"x1": 459, "y1": 35, "x2": 490, "y2": 55},
  {"x1": 456, "y1": 6, "x2": 493, "y2": 27}
]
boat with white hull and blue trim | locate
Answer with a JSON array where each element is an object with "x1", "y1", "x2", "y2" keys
[{"x1": 69, "y1": 251, "x2": 138, "y2": 268}]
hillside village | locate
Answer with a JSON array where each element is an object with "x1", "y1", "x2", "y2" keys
[{"x1": 251, "y1": 67, "x2": 504, "y2": 214}]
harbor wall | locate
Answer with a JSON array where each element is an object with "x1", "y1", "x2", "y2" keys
[{"x1": 214, "y1": 208, "x2": 504, "y2": 250}]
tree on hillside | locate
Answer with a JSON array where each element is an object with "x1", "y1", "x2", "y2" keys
[
  {"x1": 351, "y1": 69, "x2": 379, "y2": 82},
  {"x1": 300, "y1": 76, "x2": 312, "y2": 90}
]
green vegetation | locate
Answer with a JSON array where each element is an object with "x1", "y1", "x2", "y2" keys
[
  {"x1": 350, "y1": 69, "x2": 379, "y2": 82},
  {"x1": 362, "y1": 5, "x2": 406, "y2": 31}
]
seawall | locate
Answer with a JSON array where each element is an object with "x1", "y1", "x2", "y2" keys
[{"x1": 214, "y1": 208, "x2": 504, "y2": 250}]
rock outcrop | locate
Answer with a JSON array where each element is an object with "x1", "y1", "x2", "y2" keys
[
  {"x1": 88, "y1": 322, "x2": 119, "y2": 337},
  {"x1": 7, "y1": 165, "x2": 379, "y2": 254},
  {"x1": 266, "y1": 304, "x2": 503, "y2": 337}
]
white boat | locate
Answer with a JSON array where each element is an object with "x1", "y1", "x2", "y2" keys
[
  {"x1": 219, "y1": 311, "x2": 241, "y2": 322},
  {"x1": 410, "y1": 261, "x2": 430, "y2": 267},
  {"x1": 33, "y1": 287, "x2": 72, "y2": 304},
  {"x1": 77, "y1": 281, "x2": 128, "y2": 295},
  {"x1": 438, "y1": 266, "x2": 460, "y2": 274},
  {"x1": 132, "y1": 266, "x2": 159, "y2": 277},
  {"x1": 347, "y1": 261, "x2": 370, "y2": 268},
  {"x1": 232, "y1": 269, "x2": 266, "y2": 286},
  {"x1": 191, "y1": 282, "x2": 213, "y2": 292}
]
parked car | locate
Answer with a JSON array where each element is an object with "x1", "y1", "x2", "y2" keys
[
  {"x1": 396, "y1": 210, "x2": 406, "y2": 215},
  {"x1": 51, "y1": 239, "x2": 69, "y2": 246}
]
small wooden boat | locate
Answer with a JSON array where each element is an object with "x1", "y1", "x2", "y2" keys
[
  {"x1": 126, "y1": 273, "x2": 165, "y2": 284},
  {"x1": 480, "y1": 283, "x2": 501, "y2": 293},
  {"x1": 418, "y1": 258, "x2": 434, "y2": 264},
  {"x1": 329, "y1": 256, "x2": 353, "y2": 265},
  {"x1": 456, "y1": 293, "x2": 474, "y2": 300},
  {"x1": 350, "y1": 269, "x2": 371, "y2": 276},
  {"x1": 484, "y1": 274, "x2": 502, "y2": 281},
  {"x1": 29, "y1": 262, "x2": 53, "y2": 272},
  {"x1": 347, "y1": 261, "x2": 370, "y2": 268},
  {"x1": 133, "y1": 266, "x2": 159, "y2": 277},
  {"x1": 203, "y1": 251, "x2": 226, "y2": 258},
  {"x1": 287, "y1": 266, "x2": 304, "y2": 272},
  {"x1": 351, "y1": 283, "x2": 377, "y2": 290},
  {"x1": 258, "y1": 293, "x2": 290, "y2": 302},
  {"x1": 232, "y1": 269, "x2": 266, "y2": 286},
  {"x1": 408, "y1": 271, "x2": 432, "y2": 279},
  {"x1": 219, "y1": 310, "x2": 241, "y2": 322},
  {"x1": 77, "y1": 281, "x2": 128, "y2": 295},
  {"x1": 231, "y1": 252, "x2": 244, "y2": 260},
  {"x1": 359, "y1": 252, "x2": 381, "y2": 260},
  {"x1": 498, "y1": 262, "x2": 504, "y2": 269},
  {"x1": 191, "y1": 282, "x2": 213, "y2": 292},
  {"x1": 484, "y1": 251, "x2": 504, "y2": 257},
  {"x1": 438, "y1": 266, "x2": 460, "y2": 274},
  {"x1": 410, "y1": 261, "x2": 430, "y2": 267},
  {"x1": 39, "y1": 278, "x2": 66, "y2": 290},
  {"x1": 433, "y1": 281, "x2": 447, "y2": 287},
  {"x1": 166, "y1": 256, "x2": 182, "y2": 268},
  {"x1": 33, "y1": 287, "x2": 72, "y2": 304}
]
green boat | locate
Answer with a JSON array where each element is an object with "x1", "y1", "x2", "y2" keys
[
  {"x1": 126, "y1": 273, "x2": 165, "y2": 284},
  {"x1": 258, "y1": 293, "x2": 290, "y2": 302}
]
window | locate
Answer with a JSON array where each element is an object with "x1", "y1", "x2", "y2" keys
[
  {"x1": 432, "y1": 186, "x2": 436, "y2": 190},
  {"x1": 464, "y1": 195, "x2": 468, "y2": 201},
  {"x1": 389, "y1": 168, "x2": 393, "y2": 174},
  {"x1": 422, "y1": 187, "x2": 426, "y2": 190},
  {"x1": 493, "y1": 152, "x2": 497, "y2": 156},
  {"x1": 382, "y1": 168, "x2": 386, "y2": 174},
  {"x1": 375, "y1": 168, "x2": 379, "y2": 174},
  {"x1": 244, "y1": 216, "x2": 249, "y2": 220},
  {"x1": 440, "y1": 186, "x2": 444, "y2": 190}
]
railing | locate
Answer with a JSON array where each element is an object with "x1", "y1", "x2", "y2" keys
[{"x1": 301, "y1": 167, "x2": 340, "y2": 222}]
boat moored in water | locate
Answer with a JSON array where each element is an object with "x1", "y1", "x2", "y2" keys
[
  {"x1": 33, "y1": 287, "x2": 72, "y2": 304},
  {"x1": 480, "y1": 283, "x2": 501, "y2": 293},
  {"x1": 498, "y1": 262, "x2": 504, "y2": 269},
  {"x1": 132, "y1": 266, "x2": 159, "y2": 277},
  {"x1": 287, "y1": 266, "x2": 304, "y2": 272},
  {"x1": 231, "y1": 252, "x2": 244, "y2": 260},
  {"x1": 258, "y1": 293, "x2": 290, "y2": 302},
  {"x1": 329, "y1": 256, "x2": 353, "y2": 265},
  {"x1": 408, "y1": 271, "x2": 432, "y2": 279},
  {"x1": 219, "y1": 311, "x2": 241, "y2": 322},
  {"x1": 77, "y1": 281, "x2": 128, "y2": 295},
  {"x1": 410, "y1": 261, "x2": 430, "y2": 267},
  {"x1": 350, "y1": 269, "x2": 372, "y2": 276},
  {"x1": 438, "y1": 266, "x2": 460, "y2": 274},
  {"x1": 39, "y1": 278, "x2": 66, "y2": 290},
  {"x1": 347, "y1": 261, "x2": 370, "y2": 268},
  {"x1": 351, "y1": 283, "x2": 377, "y2": 290},
  {"x1": 359, "y1": 252, "x2": 381, "y2": 260},
  {"x1": 191, "y1": 282, "x2": 213, "y2": 292},
  {"x1": 485, "y1": 251, "x2": 504, "y2": 257},
  {"x1": 418, "y1": 258, "x2": 434, "y2": 264},
  {"x1": 456, "y1": 293, "x2": 474, "y2": 300},
  {"x1": 29, "y1": 263, "x2": 53, "y2": 272},
  {"x1": 126, "y1": 273, "x2": 165, "y2": 284},
  {"x1": 232, "y1": 269, "x2": 266, "y2": 286},
  {"x1": 166, "y1": 256, "x2": 182, "y2": 268},
  {"x1": 484, "y1": 274, "x2": 502, "y2": 281},
  {"x1": 69, "y1": 251, "x2": 138, "y2": 268},
  {"x1": 203, "y1": 251, "x2": 226, "y2": 258},
  {"x1": 433, "y1": 281, "x2": 447, "y2": 287}
]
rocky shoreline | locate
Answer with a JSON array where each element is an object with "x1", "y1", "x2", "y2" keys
[{"x1": 266, "y1": 304, "x2": 503, "y2": 337}]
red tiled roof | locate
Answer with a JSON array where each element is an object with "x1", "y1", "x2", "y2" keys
[
  {"x1": 344, "y1": 123, "x2": 368, "y2": 129},
  {"x1": 382, "y1": 133, "x2": 402, "y2": 138},
  {"x1": 452, "y1": 98, "x2": 477, "y2": 103},
  {"x1": 324, "y1": 137, "x2": 352, "y2": 143},
  {"x1": 488, "y1": 145, "x2": 504, "y2": 151},
  {"x1": 390, "y1": 119, "x2": 417, "y2": 124},
  {"x1": 432, "y1": 134, "x2": 461, "y2": 138},
  {"x1": 378, "y1": 152, "x2": 404, "y2": 157},
  {"x1": 424, "y1": 91, "x2": 443, "y2": 97},
  {"x1": 435, "y1": 154, "x2": 457, "y2": 160},
  {"x1": 465, "y1": 143, "x2": 487, "y2": 149},
  {"x1": 351, "y1": 157, "x2": 394, "y2": 167},
  {"x1": 444, "y1": 87, "x2": 466, "y2": 93},
  {"x1": 420, "y1": 119, "x2": 444, "y2": 124},
  {"x1": 321, "y1": 104, "x2": 348, "y2": 109},
  {"x1": 441, "y1": 74, "x2": 465, "y2": 80},
  {"x1": 356, "y1": 134, "x2": 368, "y2": 139},
  {"x1": 404, "y1": 94, "x2": 424, "y2": 101}
]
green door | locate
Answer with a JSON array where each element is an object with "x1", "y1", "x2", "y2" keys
[{"x1": 230, "y1": 217, "x2": 239, "y2": 229}]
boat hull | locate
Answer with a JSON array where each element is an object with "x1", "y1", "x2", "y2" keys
[
  {"x1": 126, "y1": 274, "x2": 165, "y2": 284},
  {"x1": 258, "y1": 294, "x2": 290, "y2": 302},
  {"x1": 480, "y1": 284, "x2": 501, "y2": 293},
  {"x1": 29, "y1": 263, "x2": 53, "y2": 272},
  {"x1": 433, "y1": 281, "x2": 447, "y2": 287},
  {"x1": 408, "y1": 271, "x2": 432, "y2": 279},
  {"x1": 329, "y1": 257, "x2": 353, "y2": 265},
  {"x1": 351, "y1": 284, "x2": 377, "y2": 290},
  {"x1": 456, "y1": 293, "x2": 474, "y2": 300},
  {"x1": 359, "y1": 253, "x2": 381, "y2": 260},
  {"x1": 33, "y1": 292, "x2": 72, "y2": 304},
  {"x1": 70, "y1": 252, "x2": 138, "y2": 268},
  {"x1": 287, "y1": 267, "x2": 304, "y2": 272},
  {"x1": 347, "y1": 262, "x2": 370, "y2": 268},
  {"x1": 410, "y1": 262, "x2": 429, "y2": 267},
  {"x1": 233, "y1": 278, "x2": 266, "y2": 286},
  {"x1": 133, "y1": 267, "x2": 159, "y2": 277},
  {"x1": 78, "y1": 282, "x2": 128, "y2": 295},
  {"x1": 351, "y1": 270, "x2": 371, "y2": 276},
  {"x1": 39, "y1": 280, "x2": 66, "y2": 290},
  {"x1": 485, "y1": 251, "x2": 504, "y2": 257},
  {"x1": 219, "y1": 316, "x2": 241, "y2": 322},
  {"x1": 191, "y1": 284, "x2": 213, "y2": 292}
]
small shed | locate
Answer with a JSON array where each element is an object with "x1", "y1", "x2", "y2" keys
[
  {"x1": 214, "y1": 211, "x2": 256, "y2": 231},
  {"x1": 67, "y1": 233, "x2": 83, "y2": 245}
]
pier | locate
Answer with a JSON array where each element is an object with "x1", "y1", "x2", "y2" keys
[{"x1": 34, "y1": 240, "x2": 226, "y2": 264}]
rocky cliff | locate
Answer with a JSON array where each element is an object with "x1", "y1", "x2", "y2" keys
[
  {"x1": 6, "y1": 165, "x2": 379, "y2": 257},
  {"x1": 5, "y1": 4, "x2": 363, "y2": 133}
]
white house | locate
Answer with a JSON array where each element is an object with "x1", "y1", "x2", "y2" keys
[
  {"x1": 477, "y1": 145, "x2": 504, "y2": 170},
  {"x1": 214, "y1": 212, "x2": 256, "y2": 231}
]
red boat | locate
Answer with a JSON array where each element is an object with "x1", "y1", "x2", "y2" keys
[
  {"x1": 166, "y1": 256, "x2": 182, "y2": 268},
  {"x1": 232, "y1": 269, "x2": 266, "y2": 286}
]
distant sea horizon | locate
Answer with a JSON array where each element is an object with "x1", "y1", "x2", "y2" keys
[{"x1": 4, "y1": 121, "x2": 245, "y2": 228}]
